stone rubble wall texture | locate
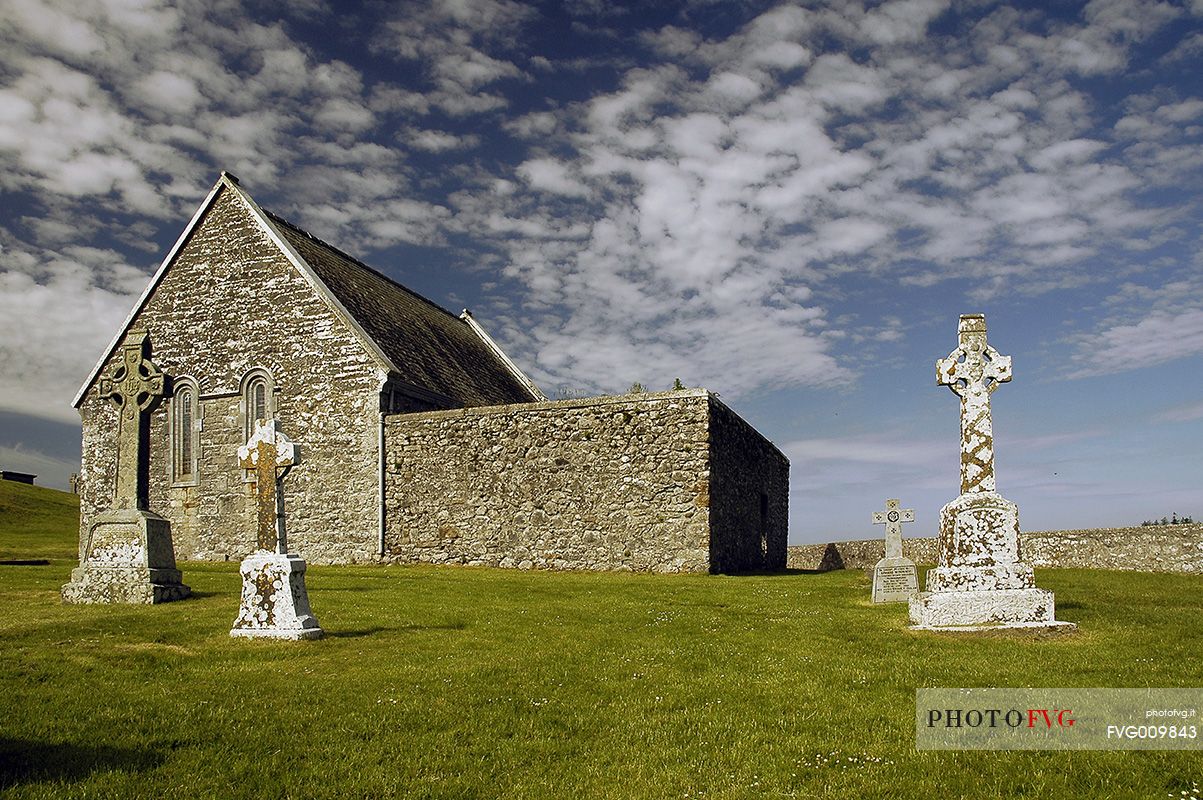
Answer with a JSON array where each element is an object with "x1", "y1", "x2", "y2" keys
[
  {"x1": 382, "y1": 390, "x2": 788, "y2": 573},
  {"x1": 787, "y1": 524, "x2": 1203, "y2": 574},
  {"x1": 78, "y1": 185, "x2": 384, "y2": 565}
]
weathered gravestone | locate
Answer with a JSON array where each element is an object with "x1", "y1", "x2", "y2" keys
[
  {"x1": 62, "y1": 331, "x2": 190, "y2": 604},
  {"x1": 229, "y1": 419, "x2": 322, "y2": 640},
  {"x1": 871, "y1": 498, "x2": 918, "y2": 603},
  {"x1": 909, "y1": 314, "x2": 1074, "y2": 630}
]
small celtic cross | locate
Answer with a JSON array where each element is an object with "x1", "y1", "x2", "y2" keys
[{"x1": 872, "y1": 498, "x2": 914, "y2": 559}]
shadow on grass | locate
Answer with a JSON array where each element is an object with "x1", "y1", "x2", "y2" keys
[
  {"x1": 0, "y1": 737, "x2": 165, "y2": 787},
  {"x1": 324, "y1": 620, "x2": 469, "y2": 638},
  {"x1": 324, "y1": 626, "x2": 393, "y2": 638},
  {"x1": 779, "y1": 567, "x2": 840, "y2": 575}
]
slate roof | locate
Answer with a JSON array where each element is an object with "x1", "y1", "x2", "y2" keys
[{"x1": 263, "y1": 211, "x2": 540, "y2": 408}]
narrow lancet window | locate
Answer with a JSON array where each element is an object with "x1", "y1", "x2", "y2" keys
[
  {"x1": 172, "y1": 381, "x2": 198, "y2": 484},
  {"x1": 242, "y1": 370, "x2": 274, "y2": 443}
]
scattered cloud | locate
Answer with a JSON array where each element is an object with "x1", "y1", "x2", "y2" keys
[
  {"x1": 0, "y1": 0, "x2": 1200, "y2": 419},
  {"x1": 1155, "y1": 400, "x2": 1203, "y2": 422},
  {"x1": 0, "y1": 239, "x2": 142, "y2": 423},
  {"x1": 1067, "y1": 308, "x2": 1203, "y2": 378}
]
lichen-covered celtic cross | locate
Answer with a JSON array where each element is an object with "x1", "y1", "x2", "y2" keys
[
  {"x1": 936, "y1": 314, "x2": 1012, "y2": 494},
  {"x1": 98, "y1": 330, "x2": 165, "y2": 510},
  {"x1": 238, "y1": 420, "x2": 296, "y2": 553}
]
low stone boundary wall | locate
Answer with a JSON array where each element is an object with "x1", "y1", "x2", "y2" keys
[
  {"x1": 788, "y1": 538, "x2": 937, "y2": 571},
  {"x1": 1023, "y1": 526, "x2": 1203, "y2": 573},
  {"x1": 788, "y1": 524, "x2": 1203, "y2": 574}
]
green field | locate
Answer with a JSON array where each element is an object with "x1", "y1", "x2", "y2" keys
[{"x1": 1, "y1": 481, "x2": 1200, "y2": 799}]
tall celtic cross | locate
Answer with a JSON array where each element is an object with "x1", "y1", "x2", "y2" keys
[
  {"x1": 872, "y1": 498, "x2": 914, "y2": 559},
  {"x1": 98, "y1": 330, "x2": 166, "y2": 510},
  {"x1": 238, "y1": 419, "x2": 296, "y2": 553},
  {"x1": 936, "y1": 314, "x2": 1012, "y2": 495}
]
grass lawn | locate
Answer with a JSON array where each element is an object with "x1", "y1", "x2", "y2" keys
[{"x1": 1, "y1": 481, "x2": 1200, "y2": 799}]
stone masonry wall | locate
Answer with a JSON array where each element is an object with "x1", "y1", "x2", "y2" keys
[
  {"x1": 787, "y1": 538, "x2": 938, "y2": 571},
  {"x1": 1023, "y1": 525, "x2": 1203, "y2": 573},
  {"x1": 707, "y1": 397, "x2": 789, "y2": 572},
  {"x1": 78, "y1": 185, "x2": 385, "y2": 565},
  {"x1": 787, "y1": 524, "x2": 1203, "y2": 574},
  {"x1": 383, "y1": 391, "x2": 713, "y2": 572}
]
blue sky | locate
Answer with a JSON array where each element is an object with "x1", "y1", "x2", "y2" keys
[{"x1": 0, "y1": 0, "x2": 1200, "y2": 544}]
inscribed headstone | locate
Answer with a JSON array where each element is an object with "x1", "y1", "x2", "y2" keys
[{"x1": 871, "y1": 498, "x2": 918, "y2": 603}]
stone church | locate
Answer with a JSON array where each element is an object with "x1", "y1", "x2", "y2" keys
[{"x1": 74, "y1": 172, "x2": 789, "y2": 573}]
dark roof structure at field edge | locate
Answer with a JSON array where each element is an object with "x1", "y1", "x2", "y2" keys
[{"x1": 73, "y1": 172, "x2": 545, "y2": 410}]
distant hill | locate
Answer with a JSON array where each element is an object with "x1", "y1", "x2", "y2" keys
[{"x1": 0, "y1": 480, "x2": 79, "y2": 561}]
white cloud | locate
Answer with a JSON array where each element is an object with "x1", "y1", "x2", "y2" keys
[
  {"x1": 0, "y1": 244, "x2": 141, "y2": 423},
  {"x1": 130, "y1": 70, "x2": 203, "y2": 116},
  {"x1": 372, "y1": 0, "x2": 534, "y2": 115},
  {"x1": 407, "y1": 128, "x2": 481, "y2": 152},
  {"x1": 1155, "y1": 400, "x2": 1203, "y2": 423},
  {"x1": 516, "y1": 157, "x2": 589, "y2": 197},
  {"x1": 1068, "y1": 309, "x2": 1203, "y2": 378}
]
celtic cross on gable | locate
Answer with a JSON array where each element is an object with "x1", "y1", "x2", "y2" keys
[
  {"x1": 98, "y1": 330, "x2": 166, "y2": 509},
  {"x1": 936, "y1": 314, "x2": 1011, "y2": 495}
]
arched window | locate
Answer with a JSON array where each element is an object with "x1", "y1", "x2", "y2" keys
[
  {"x1": 172, "y1": 378, "x2": 199, "y2": 485},
  {"x1": 241, "y1": 369, "x2": 275, "y2": 443}
]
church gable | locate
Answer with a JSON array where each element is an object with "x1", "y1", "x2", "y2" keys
[
  {"x1": 74, "y1": 176, "x2": 388, "y2": 405},
  {"x1": 75, "y1": 172, "x2": 543, "y2": 412},
  {"x1": 75, "y1": 179, "x2": 387, "y2": 563}
]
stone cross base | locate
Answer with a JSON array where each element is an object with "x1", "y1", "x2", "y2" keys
[
  {"x1": 933, "y1": 492, "x2": 1024, "y2": 577},
  {"x1": 230, "y1": 552, "x2": 322, "y2": 640},
  {"x1": 909, "y1": 587, "x2": 1076, "y2": 631},
  {"x1": 872, "y1": 556, "x2": 918, "y2": 603},
  {"x1": 927, "y1": 492, "x2": 1038, "y2": 592},
  {"x1": 912, "y1": 491, "x2": 1074, "y2": 630},
  {"x1": 62, "y1": 509, "x2": 190, "y2": 604}
]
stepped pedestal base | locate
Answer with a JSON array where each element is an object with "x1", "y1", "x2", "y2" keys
[
  {"x1": 62, "y1": 508, "x2": 190, "y2": 604},
  {"x1": 230, "y1": 551, "x2": 322, "y2": 640},
  {"x1": 909, "y1": 587, "x2": 1076, "y2": 631}
]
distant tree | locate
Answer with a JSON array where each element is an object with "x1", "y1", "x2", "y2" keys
[
  {"x1": 672, "y1": 377, "x2": 686, "y2": 391},
  {"x1": 628, "y1": 382, "x2": 645, "y2": 394},
  {"x1": 1140, "y1": 515, "x2": 1197, "y2": 526}
]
